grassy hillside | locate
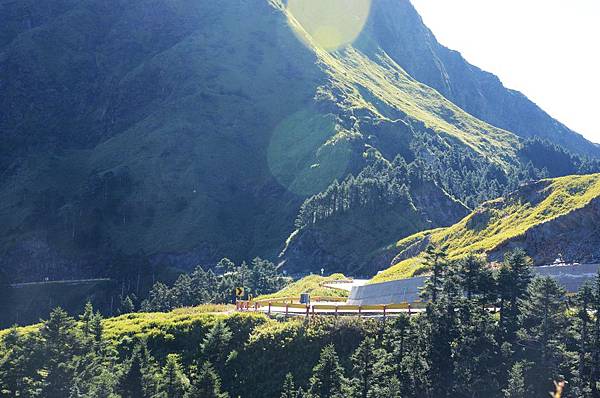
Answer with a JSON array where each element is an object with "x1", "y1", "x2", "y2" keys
[
  {"x1": 373, "y1": 174, "x2": 600, "y2": 283},
  {"x1": 257, "y1": 273, "x2": 349, "y2": 300},
  {"x1": 1, "y1": 0, "x2": 597, "y2": 284},
  {"x1": 318, "y1": 48, "x2": 520, "y2": 168},
  {"x1": 0, "y1": 304, "x2": 236, "y2": 340}
]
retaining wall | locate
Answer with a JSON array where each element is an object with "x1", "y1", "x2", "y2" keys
[{"x1": 348, "y1": 264, "x2": 600, "y2": 306}]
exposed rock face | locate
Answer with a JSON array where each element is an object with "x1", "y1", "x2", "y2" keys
[{"x1": 491, "y1": 197, "x2": 600, "y2": 264}]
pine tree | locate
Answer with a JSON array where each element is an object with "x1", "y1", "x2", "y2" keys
[
  {"x1": 383, "y1": 315, "x2": 410, "y2": 372},
  {"x1": 453, "y1": 304, "x2": 500, "y2": 397},
  {"x1": 307, "y1": 345, "x2": 345, "y2": 398},
  {"x1": 156, "y1": 354, "x2": 188, "y2": 398},
  {"x1": 80, "y1": 301, "x2": 95, "y2": 338},
  {"x1": 217, "y1": 258, "x2": 236, "y2": 274},
  {"x1": 572, "y1": 282, "x2": 594, "y2": 396},
  {"x1": 457, "y1": 253, "x2": 493, "y2": 301},
  {"x1": 141, "y1": 282, "x2": 175, "y2": 312},
  {"x1": 347, "y1": 338, "x2": 387, "y2": 398},
  {"x1": 0, "y1": 327, "x2": 42, "y2": 397},
  {"x1": 39, "y1": 307, "x2": 81, "y2": 398},
  {"x1": 420, "y1": 245, "x2": 447, "y2": 302},
  {"x1": 591, "y1": 272, "x2": 600, "y2": 398},
  {"x1": 424, "y1": 301, "x2": 456, "y2": 398},
  {"x1": 503, "y1": 361, "x2": 530, "y2": 398},
  {"x1": 517, "y1": 277, "x2": 568, "y2": 396},
  {"x1": 80, "y1": 302, "x2": 105, "y2": 354},
  {"x1": 497, "y1": 249, "x2": 532, "y2": 340},
  {"x1": 280, "y1": 373, "x2": 296, "y2": 398},
  {"x1": 87, "y1": 370, "x2": 119, "y2": 398},
  {"x1": 199, "y1": 320, "x2": 233, "y2": 368},
  {"x1": 121, "y1": 295, "x2": 136, "y2": 314},
  {"x1": 186, "y1": 361, "x2": 228, "y2": 398},
  {"x1": 118, "y1": 343, "x2": 154, "y2": 398},
  {"x1": 369, "y1": 375, "x2": 402, "y2": 398}
]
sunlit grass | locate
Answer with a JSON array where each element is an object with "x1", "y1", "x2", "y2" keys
[
  {"x1": 257, "y1": 274, "x2": 349, "y2": 301},
  {"x1": 372, "y1": 174, "x2": 600, "y2": 283}
]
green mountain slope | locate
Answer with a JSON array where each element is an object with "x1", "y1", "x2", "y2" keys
[
  {"x1": 0, "y1": 0, "x2": 598, "y2": 282},
  {"x1": 279, "y1": 158, "x2": 470, "y2": 275},
  {"x1": 359, "y1": 0, "x2": 600, "y2": 157},
  {"x1": 373, "y1": 173, "x2": 600, "y2": 283}
]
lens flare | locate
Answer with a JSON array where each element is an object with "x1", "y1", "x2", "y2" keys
[{"x1": 287, "y1": 0, "x2": 372, "y2": 52}]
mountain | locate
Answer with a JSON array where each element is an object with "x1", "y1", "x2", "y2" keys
[
  {"x1": 279, "y1": 159, "x2": 469, "y2": 276},
  {"x1": 1, "y1": 0, "x2": 598, "y2": 282},
  {"x1": 373, "y1": 173, "x2": 600, "y2": 283},
  {"x1": 359, "y1": 0, "x2": 600, "y2": 157}
]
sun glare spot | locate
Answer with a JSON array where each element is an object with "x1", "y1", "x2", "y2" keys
[{"x1": 287, "y1": 0, "x2": 372, "y2": 52}]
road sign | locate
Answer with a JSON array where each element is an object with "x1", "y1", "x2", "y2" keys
[{"x1": 235, "y1": 287, "x2": 244, "y2": 297}]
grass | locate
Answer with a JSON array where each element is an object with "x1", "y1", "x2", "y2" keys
[
  {"x1": 257, "y1": 274, "x2": 349, "y2": 301},
  {"x1": 101, "y1": 305, "x2": 245, "y2": 342},
  {"x1": 372, "y1": 174, "x2": 600, "y2": 283},
  {"x1": 370, "y1": 257, "x2": 426, "y2": 284},
  {"x1": 311, "y1": 45, "x2": 520, "y2": 169},
  {"x1": 0, "y1": 304, "x2": 243, "y2": 342}
]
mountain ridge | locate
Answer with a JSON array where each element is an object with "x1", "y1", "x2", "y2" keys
[
  {"x1": 360, "y1": 0, "x2": 600, "y2": 156},
  {"x1": 372, "y1": 173, "x2": 600, "y2": 283},
  {"x1": 0, "y1": 0, "x2": 598, "y2": 282}
]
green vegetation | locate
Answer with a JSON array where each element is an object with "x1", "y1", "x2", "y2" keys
[
  {"x1": 436, "y1": 173, "x2": 600, "y2": 257},
  {"x1": 2, "y1": 250, "x2": 599, "y2": 398},
  {"x1": 371, "y1": 257, "x2": 426, "y2": 284},
  {"x1": 318, "y1": 47, "x2": 520, "y2": 168},
  {"x1": 3, "y1": 0, "x2": 599, "y2": 291},
  {"x1": 373, "y1": 173, "x2": 600, "y2": 283},
  {"x1": 141, "y1": 258, "x2": 289, "y2": 312},
  {"x1": 257, "y1": 274, "x2": 349, "y2": 301},
  {"x1": 101, "y1": 307, "x2": 261, "y2": 345},
  {"x1": 0, "y1": 279, "x2": 116, "y2": 329}
]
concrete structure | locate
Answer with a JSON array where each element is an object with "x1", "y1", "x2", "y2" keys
[{"x1": 348, "y1": 264, "x2": 600, "y2": 306}]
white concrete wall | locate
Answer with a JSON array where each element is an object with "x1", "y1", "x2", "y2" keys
[{"x1": 348, "y1": 264, "x2": 600, "y2": 305}]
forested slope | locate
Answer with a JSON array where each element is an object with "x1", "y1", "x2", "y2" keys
[{"x1": 1, "y1": 0, "x2": 598, "y2": 284}]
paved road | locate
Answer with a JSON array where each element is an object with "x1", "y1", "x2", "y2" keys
[{"x1": 10, "y1": 278, "x2": 111, "y2": 288}]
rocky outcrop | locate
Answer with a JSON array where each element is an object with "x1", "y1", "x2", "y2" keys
[
  {"x1": 380, "y1": 176, "x2": 600, "y2": 271},
  {"x1": 490, "y1": 197, "x2": 600, "y2": 264}
]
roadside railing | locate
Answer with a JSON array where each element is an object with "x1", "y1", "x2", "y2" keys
[{"x1": 236, "y1": 298, "x2": 429, "y2": 317}]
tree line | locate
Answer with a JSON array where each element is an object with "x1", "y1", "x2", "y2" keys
[
  {"x1": 274, "y1": 248, "x2": 600, "y2": 398},
  {"x1": 140, "y1": 258, "x2": 289, "y2": 312},
  {"x1": 1, "y1": 249, "x2": 599, "y2": 397},
  {"x1": 296, "y1": 135, "x2": 600, "y2": 231}
]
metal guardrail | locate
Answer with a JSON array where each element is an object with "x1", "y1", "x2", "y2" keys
[
  {"x1": 251, "y1": 296, "x2": 348, "y2": 305},
  {"x1": 236, "y1": 299, "x2": 429, "y2": 317}
]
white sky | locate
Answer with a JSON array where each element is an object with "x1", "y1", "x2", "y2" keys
[{"x1": 410, "y1": 0, "x2": 600, "y2": 144}]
